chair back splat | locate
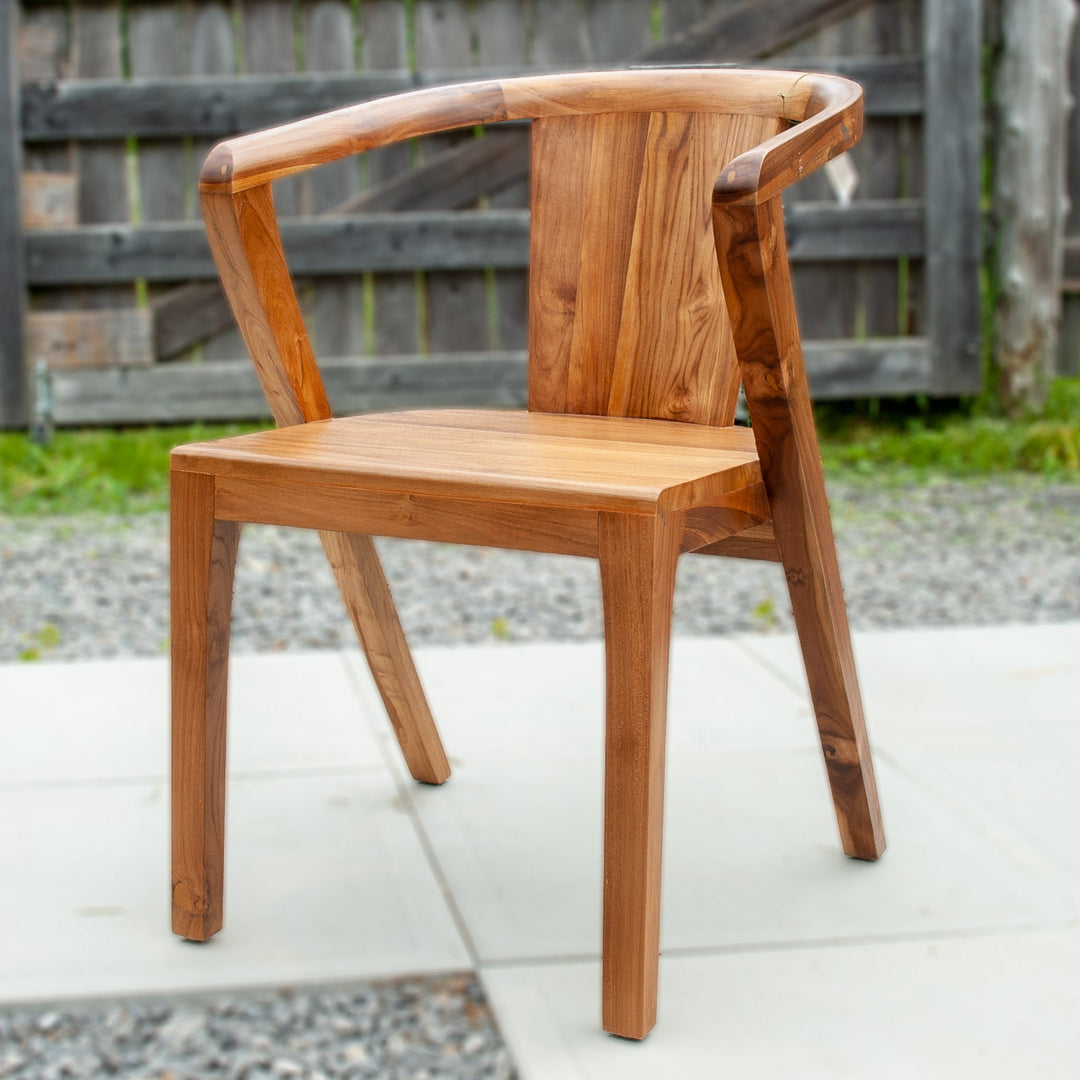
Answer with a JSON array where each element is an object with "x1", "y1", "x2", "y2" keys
[{"x1": 529, "y1": 109, "x2": 783, "y2": 426}]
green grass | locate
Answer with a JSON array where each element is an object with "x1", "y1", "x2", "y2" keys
[
  {"x1": 2, "y1": 380, "x2": 1080, "y2": 517},
  {"x1": 0, "y1": 422, "x2": 266, "y2": 516},
  {"x1": 816, "y1": 378, "x2": 1080, "y2": 483}
]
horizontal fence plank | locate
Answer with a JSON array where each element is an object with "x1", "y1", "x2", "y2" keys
[
  {"x1": 1061, "y1": 236, "x2": 1080, "y2": 286},
  {"x1": 48, "y1": 338, "x2": 930, "y2": 425},
  {"x1": 50, "y1": 352, "x2": 530, "y2": 425},
  {"x1": 784, "y1": 200, "x2": 925, "y2": 260},
  {"x1": 22, "y1": 58, "x2": 922, "y2": 141},
  {"x1": 27, "y1": 308, "x2": 153, "y2": 369},
  {"x1": 803, "y1": 337, "x2": 931, "y2": 397},
  {"x1": 27, "y1": 202, "x2": 923, "y2": 284}
]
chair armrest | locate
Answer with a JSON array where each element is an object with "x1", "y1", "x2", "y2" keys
[
  {"x1": 712, "y1": 74, "x2": 863, "y2": 207},
  {"x1": 200, "y1": 82, "x2": 508, "y2": 195}
]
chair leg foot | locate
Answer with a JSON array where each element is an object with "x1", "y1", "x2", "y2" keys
[
  {"x1": 598, "y1": 511, "x2": 681, "y2": 1040},
  {"x1": 321, "y1": 530, "x2": 450, "y2": 785},
  {"x1": 171, "y1": 470, "x2": 240, "y2": 940}
]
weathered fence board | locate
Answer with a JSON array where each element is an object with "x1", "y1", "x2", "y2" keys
[
  {"x1": 25, "y1": 203, "x2": 923, "y2": 285},
  {"x1": 362, "y1": 0, "x2": 420, "y2": 357},
  {"x1": 5, "y1": 0, "x2": 983, "y2": 427},
  {"x1": 924, "y1": 0, "x2": 982, "y2": 394},
  {"x1": 1, "y1": 2, "x2": 28, "y2": 426},
  {"x1": 47, "y1": 338, "x2": 932, "y2": 426},
  {"x1": 20, "y1": 58, "x2": 922, "y2": 140}
]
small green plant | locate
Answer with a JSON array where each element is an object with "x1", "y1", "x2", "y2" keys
[
  {"x1": 750, "y1": 597, "x2": 778, "y2": 631},
  {"x1": 18, "y1": 623, "x2": 61, "y2": 663},
  {"x1": 490, "y1": 617, "x2": 511, "y2": 642}
]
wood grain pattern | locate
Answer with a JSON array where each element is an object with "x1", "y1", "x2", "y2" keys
[
  {"x1": 214, "y1": 475, "x2": 601, "y2": 557},
  {"x1": 201, "y1": 186, "x2": 330, "y2": 426},
  {"x1": 529, "y1": 109, "x2": 784, "y2": 425},
  {"x1": 171, "y1": 469, "x2": 240, "y2": 941},
  {"x1": 599, "y1": 508, "x2": 682, "y2": 1040},
  {"x1": 172, "y1": 409, "x2": 763, "y2": 514},
  {"x1": 713, "y1": 194, "x2": 885, "y2": 860},
  {"x1": 198, "y1": 69, "x2": 832, "y2": 195}
]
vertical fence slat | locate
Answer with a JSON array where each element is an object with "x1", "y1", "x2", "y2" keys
[
  {"x1": 849, "y1": 2, "x2": 901, "y2": 338},
  {"x1": 531, "y1": 0, "x2": 592, "y2": 64},
  {"x1": 780, "y1": 14, "x2": 858, "y2": 344},
  {"x1": 414, "y1": 0, "x2": 488, "y2": 352},
  {"x1": 243, "y1": 0, "x2": 302, "y2": 216},
  {"x1": 130, "y1": 1, "x2": 192, "y2": 366},
  {"x1": 925, "y1": 0, "x2": 982, "y2": 394},
  {"x1": 72, "y1": 1, "x2": 132, "y2": 315},
  {"x1": 477, "y1": 0, "x2": 529, "y2": 352},
  {"x1": 194, "y1": 0, "x2": 245, "y2": 361},
  {"x1": 1060, "y1": 9, "x2": 1080, "y2": 375},
  {"x1": 1, "y1": 2, "x2": 27, "y2": 425},
  {"x1": 129, "y1": 3, "x2": 190, "y2": 224},
  {"x1": 586, "y1": 0, "x2": 654, "y2": 60},
  {"x1": 303, "y1": 0, "x2": 365, "y2": 360},
  {"x1": 362, "y1": 0, "x2": 419, "y2": 355}
]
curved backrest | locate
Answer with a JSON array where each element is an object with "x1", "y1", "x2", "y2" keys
[
  {"x1": 202, "y1": 70, "x2": 855, "y2": 429},
  {"x1": 528, "y1": 105, "x2": 784, "y2": 427}
]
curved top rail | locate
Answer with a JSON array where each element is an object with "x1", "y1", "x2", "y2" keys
[
  {"x1": 200, "y1": 68, "x2": 859, "y2": 195},
  {"x1": 712, "y1": 72, "x2": 862, "y2": 206}
]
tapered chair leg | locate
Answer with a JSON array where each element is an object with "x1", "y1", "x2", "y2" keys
[
  {"x1": 320, "y1": 530, "x2": 450, "y2": 785},
  {"x1": 171, "y1": 470, "x2": 241, "y2": 941},
  {"x1": 598, "y1": 510, "x2": 682, "y2": 1040},
  {"x1": 714, "y1": 195, "x2": 885, "y2": 862},
  {"x1": 777, "y1": 506, "x2": 885, "y2": 860}
]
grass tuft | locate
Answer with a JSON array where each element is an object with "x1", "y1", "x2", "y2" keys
[{"x1": 0, "y1": 423, "x2": 265, "y2": 516}]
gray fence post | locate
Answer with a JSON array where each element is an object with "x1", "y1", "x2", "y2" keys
[
  {"x1": 925, "y1": 0, "x2": 983, "y2": 395},
  {"x1": 1, "y1": 1, "x2": 28, "y2": 427}
]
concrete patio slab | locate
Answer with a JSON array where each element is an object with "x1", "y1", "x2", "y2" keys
[
  {"x1": 0, "y1": 623, "x2": 1076, "y2": 1078},
  {"x1": 0, "y1": 652, "x2": 384, "y2": 786},
  {"x1": 482, "y1": 926, "x2": 1080, "y2": 1080}
]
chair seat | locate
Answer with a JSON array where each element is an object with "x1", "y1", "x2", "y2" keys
[{"x1": 172, "y1": 408, "x2": 764, "y2": 514}]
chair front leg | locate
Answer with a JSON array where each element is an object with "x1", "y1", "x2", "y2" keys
[
  {"x1": 598, "y1": 509, "x2": 682, "y2": 1040},
  {"x1": 171, "y1": 470, "x2": 240, "y2": 940}
]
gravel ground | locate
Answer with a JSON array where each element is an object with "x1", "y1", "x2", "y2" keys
[
  {"x1": 0, "y1": 977, "x2": 513, "y2": 1080},
  {"x1": 2, "y1": 474, "x2": 1078, "y2": 1077},
  {"x1": 2, "y1": 476, "x2": 1079, "y2": 662}
]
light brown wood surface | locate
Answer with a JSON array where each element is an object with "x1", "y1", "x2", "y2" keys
[
  {"x1": 173, "y1": 409, "x2": 764, "y2": 514},
  {"x1": 171, "y1": 469, "x2": 240, "y2": 941},
  {"x1": 599, "y1": 509, "x2": 682, "y2": 1039},
  {"x1": 199, "y1": 69, "x2": 838, "y2": 195},
  {"x1": 174, "y1": 68, "x2": 882, "y2": 1041}
]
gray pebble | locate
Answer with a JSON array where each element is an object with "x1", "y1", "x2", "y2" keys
[
  {"x1": 0, "y1": 979, "x2": 513, "y2": 1080},
  {"x1": 2, "y1": 477, "x2": 1078, "y2": 663}
]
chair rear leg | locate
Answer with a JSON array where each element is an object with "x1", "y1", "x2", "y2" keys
[
  {"x1": 171, "y1": 470, "x2": 240, "y2": 941},
  {"x1": 775, "y1": 495, "x2": 885, "y2": 861},
  {"x1": 715, "y1": 195, "x2": 884, "y2": 863},
  {"x1": 598, "y1": 510, "x2": 681, "y2": 1040},
  {"x1": 321, "y1": 530, "x2": 450, "y2": 785}
]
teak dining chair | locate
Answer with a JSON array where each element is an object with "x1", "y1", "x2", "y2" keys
[{"x1": 171, "y1": 69, "x2": 885, "y2": 1040}]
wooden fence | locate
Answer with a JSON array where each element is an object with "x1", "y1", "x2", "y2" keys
[{"x1": 1, "y1": 0, "x2": 982, "y2": 427}]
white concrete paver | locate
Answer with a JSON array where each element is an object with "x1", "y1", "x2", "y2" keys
[
  {"x1": 0, "y1": 624, "x2": 1077, "y2": 1076},
  {"x1": 0, "y1": 652, "x2": 468, "y2": 1003},
  {"x1": 482, "y1": 927, "x2": 1080, "y2": 1080}
]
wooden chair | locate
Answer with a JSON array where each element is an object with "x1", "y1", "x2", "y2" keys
[{"x1": 171, "y1": 69, "x2": 885, "y2": 1041}]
